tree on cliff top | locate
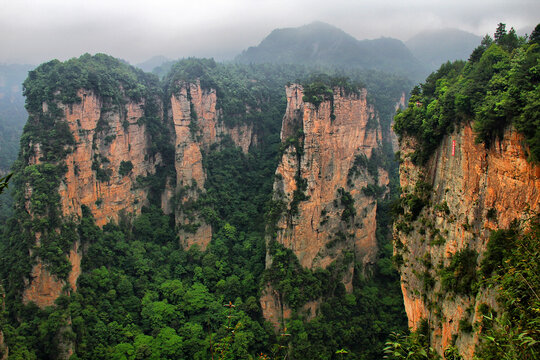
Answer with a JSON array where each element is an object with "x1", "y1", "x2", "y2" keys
[{"x1": 394, "y1": 23, "x2": 540, "y2": 164}]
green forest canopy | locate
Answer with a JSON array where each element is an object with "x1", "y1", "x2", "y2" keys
[
  {"x1": 0, "y1": 54, "x2": 410, "y2": 359},
  {"x1": 394, "y1": 23, "x2": 540, "y2": 164}
]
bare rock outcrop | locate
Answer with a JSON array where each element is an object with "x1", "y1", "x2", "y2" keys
[
  {"x1": 263, "y1": 84, "x2": 387, "y2": 326},
  {"x1": 395, "y1": 124, "x2": 540, "y2": 358},
  {"x1": 21, "y1": 80, "x2": 258, "y2": 307},
  {"x1": 171, "y1": 80, "x2": 256, "y2": 249}
]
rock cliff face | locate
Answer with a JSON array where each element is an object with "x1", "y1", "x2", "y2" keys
[
  {"x1": 170, "y1": 80, "x2": 256, "y2": 249},
  {"x1": 22, "y1": 90, "x2": 158, "y2": 307},
  {"x1": 58, "y1": 90, "x2": 157, "y2": 226},
  {"x1": 22, "y1": 241, "x2": 81, "y2": 308},
  {"x1": 262, "y1": 84, "x2": 387, "y2": 326},
  {"x1": 20, "y1": 80, "x2": 257, "y2": 307},
  {"x1": 395, "y1": 124, "x2": 540, "y2": 358}
]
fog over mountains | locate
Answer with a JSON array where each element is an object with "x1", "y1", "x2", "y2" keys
[
  {"x1": 136, "y1": 22, "x2": 487, "y2": 80},
  {"x1": 235, "y1": 22, "x2": 428, "y2": 80},
  {"x1": 406, "y1": 28, "x2": 482, "y2": 69}
]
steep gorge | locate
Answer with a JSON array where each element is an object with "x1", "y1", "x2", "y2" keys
[{"x1": 0, "y1": 55, "x2": 412, "y2": 359}]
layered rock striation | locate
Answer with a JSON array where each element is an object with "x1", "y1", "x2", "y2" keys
[
  {"x1": 19, "y1": 74, "x2": 256, "y2": 307},
  {"x1": 170, "y1": 80, "x2": 255, "y2": 249},
  {"x1": 395, "y1": 124, "x2": 540, "y2": 358},
  {"x1": 262, "y1": 84, "x2": 388, "y2": 326}
]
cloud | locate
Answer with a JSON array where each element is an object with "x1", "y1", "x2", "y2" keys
[{"x1": 0, "y1": 0, "x2": 538, "y2": 64}]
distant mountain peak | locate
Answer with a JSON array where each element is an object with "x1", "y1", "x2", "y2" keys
[
  {"x1": 135, "y1": 55, "x2": 170, "y2": 72},
  {"x1": 407, "y1": 27, "x2": 479, "y2": 40},
  {"x1": 236, "y1": 22, "x2": 428, "y2": 81},
  {"x1": 270, "y1": 21, "x2": 343, "y2": 32},
  {"x1": 406, "y1": 28, "x2": 481, "y2": 70},
  {"x1": 299, "y1": 21, "x2": 345, "y2": 31}
]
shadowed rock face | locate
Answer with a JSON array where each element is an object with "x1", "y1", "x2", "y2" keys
[
  {"x1": 262, "y1": 84, "x2": 387, "y2": 327},
  {"x1": 21, "y1": 81, "x2": 256, "y2": 308},
  {"x1": 396, "y1": 124, "x2": 540, "y2": 359}
]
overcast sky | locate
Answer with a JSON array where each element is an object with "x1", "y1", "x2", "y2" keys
[{"x1": 1, "y1": 0, "x2": 538, "y2": 65}]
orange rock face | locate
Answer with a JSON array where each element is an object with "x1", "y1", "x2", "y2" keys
[
  {"x1": 22, "y1": 90, "x2": 157, "y2": 307},
  {"x1": 260, "y1": 282, "x2": 319, "y2": 329},
  {"x1": 58, "y1": 90, "x2": 156, "y2": 226},
  {"x1": 22, "y1": 262, "x2": 65, "y2": 308},
  {"x1": 396, "y1": 124, "x2": 540, "y2": 358},
  {"x1": 23, "y1": 241, "x2": 80, "y2": 308},
  {"x1": 263, "y1": 84, "x2": 387, "y2": 325},
  {"x1": 274, "y1": 85, "x2": 385, "y2": 269},
  {"x1": 21, "y1": 81, "x2": 258, "y2": 307},
  {"x1": 170, "y1": 81, "x2": 255, "y2": 249}
]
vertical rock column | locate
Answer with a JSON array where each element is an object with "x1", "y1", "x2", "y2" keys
[
  {"x1": 170, "y1": 80, "x2": 256, "y2": 250},
  {"x1": 262, "y1": 84, "x2": 388, "y2": 326}
]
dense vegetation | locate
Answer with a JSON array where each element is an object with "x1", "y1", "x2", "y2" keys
[
  {"x1": 1, "y1": 205, "x2": 272, "y2": 359},
  {"x1": 475, "y1": 215, "x2": 540, "y2": 359},
  {"x1": 0, "y1": 52, "x2": 413, "y2": 359},
  {"x1": 23, "y1": 54, "x2": 157, "y2": 113},
  {"x1": 301, "y1": 74, "x2": 362, "y2": 110},
  {"x1": 394, "y1": 23, "x2": 540, "y2": 164}
]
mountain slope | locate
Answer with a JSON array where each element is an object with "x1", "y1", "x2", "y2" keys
[
  {"x1": 406, "y1": 28, "x2": 481, "y2": 70},
  {"x1": 236, "y1": 21, "x2": 428, "y2": 81}
]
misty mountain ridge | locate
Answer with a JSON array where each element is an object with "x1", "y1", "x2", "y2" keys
[
  {"x1": 235, "y1": 21, "x2": 429, "y2": 81},
  {"x1": 406, "y1": 28, "x2": 482, "y2": 70},
  {"x1": 135, "y1": 55, "x2": 170, "y2": 72}
]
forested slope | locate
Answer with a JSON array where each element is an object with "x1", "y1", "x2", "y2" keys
[{"x1": 0, "y1": 55, "x2": 411, "y2": 359}]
